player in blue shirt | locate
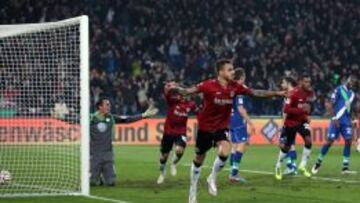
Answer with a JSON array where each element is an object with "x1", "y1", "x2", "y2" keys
[
  {"x1": 228, "y1": 68, "x2": 256, "y2": 183},
  {"x1": 312, "y1": 75, "x2": 357, "y2": 174}
]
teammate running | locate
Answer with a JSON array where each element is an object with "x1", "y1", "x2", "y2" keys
[
  {"x1": 312, "y1": 75, "x2": 357, "y2": 174},
  {"x1": 279, "y1": 77, "x2": 298, "y2": 175},
  {"x1": 168, "y1": 59, "x2": 285, "y2": 203},
  {"x1": 157, "y1": 83, "x2": 199, "y2": 184},
  {"x1": 275, "y1": 74, "x2": 314, "y2": 180},
  {"x1": 228, "y1": 68, "x2": 255, "y2": 183}
]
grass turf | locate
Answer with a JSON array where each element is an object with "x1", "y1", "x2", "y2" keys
[{"x1": 1, "y1": 145, "x2": 359, "y2": 203}]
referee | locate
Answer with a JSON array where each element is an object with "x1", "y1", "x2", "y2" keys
[{"x1": 90, "y1": 97, "x2": 158, "y2": 186}]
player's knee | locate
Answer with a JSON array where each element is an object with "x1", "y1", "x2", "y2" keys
[
  {"x1": 160, "y1": 157, "x2": 167, "y2": 164},
  {"x1": 175, "y1": 152, "x2": 184, "y2": 159},
  {"x1": 326, "y1": 139, "x2": 335, "y2": 146},
  {"x1": 281, "y1": 145, "x2": 291, "y2": 153},
  {"x1": 193, "y1": 159, "x2": 203, "y2": 167},
  {"x1": 194, "y1": 154, "x2": 205, "y2": 164},
  {"x1": 218, "y1": 141, "x2": 230, "y2": 156},
  {"x1": 218, "y1": 155, "x2": 228, "y2": 162},
  {"x1": 231, "y1": 143, "x2": 238, "y2": 152},
  {"x1": 161, "y1": 153, "x2": 169, "y2": 160},
  {"x1": 218, "y1": 150, "x2": 229, "y2": 157},
  {"x1": 236, "y1": 143, "x2": 246, "y2": 153},
  {"x1": 175, "y1": 147, "x2": 184, "y2": 155}
]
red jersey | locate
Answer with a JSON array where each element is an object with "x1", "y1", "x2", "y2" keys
[
  {"x1": 283, "y1": 87, "x2": 314, "y2": 127},
  {"x1": 196, "y1": 79, "x2": 252, "y2": 132},
  {"x1": 164, "y1": 91, "x2": 197, "y2": 135}
]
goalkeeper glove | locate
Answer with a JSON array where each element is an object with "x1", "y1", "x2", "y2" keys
[{"x1": 142, "y1": 105, "x2": 159, "y2": 118}]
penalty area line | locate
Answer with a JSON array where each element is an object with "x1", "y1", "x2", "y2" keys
[{"x1": 182, "y1": 164, "x2": 360, "y2": 184}]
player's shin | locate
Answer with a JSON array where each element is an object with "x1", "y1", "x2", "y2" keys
[
  {"x1": 189, "y1": 160, "x2": 202, "y2": 203},
  {"x1": 300, "y1": 144, "x2": 311, "y2": 168},
  {"x1": 287, "y1": 150, "x2": 297, "y2": 167},
  {"x1": 317, "y1": 142, "x2": 331, "y2": 164},
  {"x1": 190, "y1": 160, "x2": 202, "y2": 185},
  {"x1": 172, "y1": 151, "x2": 184, "y2": 165},
  {"x1": 160, "y1": 157, "x2": 167, "y2": 174},
  {"x1": 299, "y1": 142, "x2": 312, "y2": 177},
  {"x1": 342, "y1": 140, "x2": 351, "y2": 170},
  {"x1": 276, "y1": 149, "x2": 288, "y2": 168},
  {"x1": 230, "y1": 151, "x2": 243, "y2": 176},
  {"x1": 211, "y1": 155, "x2": 228, "y2": 176}
]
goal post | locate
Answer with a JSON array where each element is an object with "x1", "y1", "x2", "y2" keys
[{"x1": 0, "y1": 16, "x2": 89, "y2": 197}]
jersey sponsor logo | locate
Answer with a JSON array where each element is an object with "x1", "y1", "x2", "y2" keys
[
  {"x1": 214, "y1": 98, "x2": 233, "y2": 105},
  {"x1": 216, "y1": 92, "x2": 221, "y2": 95},
  {"x1": 174, "y1": 109, "x2": 188, "y2": 117},
  {"x1": 97, "y1": 122, "x2": 108, "y2": 132}
]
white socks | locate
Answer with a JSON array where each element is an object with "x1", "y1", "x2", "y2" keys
[
  {"x1": 190, "y1": 162, "x2": 202, "y2": 185},
  {"x1": 300, "y1": 147, "x2": 311, "y2": 168},
  {"x1": 276, "y1": 150, "x2": 287, "y2": 168}
]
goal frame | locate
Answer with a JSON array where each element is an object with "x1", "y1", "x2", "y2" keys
[{"x1": 0, "y1": 15, "x2": 90, "y2": 197}]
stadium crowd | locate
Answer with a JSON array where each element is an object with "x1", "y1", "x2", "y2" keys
[{"x1": 0, "y1": 0, "x2": 359, "y2": 117}]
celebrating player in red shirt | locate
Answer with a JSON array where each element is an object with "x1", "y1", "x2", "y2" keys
[
  {"x1": 168, "y1": 59, "x2": 285, "y2": 203},
  {"x1": 157, "y1": 84, "x2": 199, "y2": 184},
  {"x1": 275, "y1": 74, "x2": 314, "y2": 180}
]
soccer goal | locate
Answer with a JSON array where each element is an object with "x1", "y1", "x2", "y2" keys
[{"x1": 0, "y1": 16, "x2": 89, "y2": 197}]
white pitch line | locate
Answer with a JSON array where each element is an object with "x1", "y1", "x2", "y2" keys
[
  {"x1": 182, "y1": 164, "x2": 360, "y2": 184},
  {"x1": 87, "y1": 195, "x2": 130, "y2": 203}
]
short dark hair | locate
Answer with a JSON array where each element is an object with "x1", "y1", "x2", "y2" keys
[
  {"x1": 283, "y1": 77, "x2": 297, "y2": 87},
  {"x1": 299, "y1": 73, "x2": 311, "y2": 80},
  {"x1": 234, "y1": 68, "x2": 245, "y2": 80},
  {"x1": 96, "y1": 97, "x2": 109, "y2": 110},
  {"x1": 215, "y1": 59, "x2": 232, "y2": 73}
]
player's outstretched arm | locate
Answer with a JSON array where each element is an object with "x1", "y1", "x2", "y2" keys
[
  {"x1": 250, "y1": 89, "x2": 286, "y2": 98},
  {"x1": 167, "y1": 82, "x2": 199, "y2": 96},
  {"x1": 113, "y1": 105, "x2": 159, "y2": 123}
]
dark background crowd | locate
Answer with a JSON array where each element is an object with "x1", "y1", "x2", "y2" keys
[{"x1": 0, "y1": 0, "x2": 359, "y2": 117}]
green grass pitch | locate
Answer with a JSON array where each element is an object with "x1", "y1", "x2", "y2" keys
[{"x1": 1, "y1": 145, "x2": 359, "y2": 203}]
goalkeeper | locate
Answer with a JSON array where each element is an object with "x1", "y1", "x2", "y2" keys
[{"x1": 90, "y1": 98, "x2": 158, "y2": 186}]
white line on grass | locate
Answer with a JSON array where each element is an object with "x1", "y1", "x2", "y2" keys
[
  {"x1": 182, "y1": 164, "x2": 360, "y2": 184},
  {"x1": 87, "y1": 195, "x2": 130, "y2": 203}
]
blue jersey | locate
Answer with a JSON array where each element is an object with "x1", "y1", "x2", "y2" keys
[
  {"x1": 330, "y1": 85, "x2": 355, "y2": 125},
  {"x1": 229, "y1": 95, "x2": 247, "y2": 129}
]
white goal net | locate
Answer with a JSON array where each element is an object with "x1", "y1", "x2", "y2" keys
[{"x1": 0, "y1": 16, "x2": 89, "y2": 197}]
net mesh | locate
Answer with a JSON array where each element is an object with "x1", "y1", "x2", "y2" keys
[{"x1": 0, "y1": 21, "x2": 82, "y2": 195}]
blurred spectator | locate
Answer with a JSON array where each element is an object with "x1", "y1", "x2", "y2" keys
[{"x1": 0, "y1": 0, "x2": 358, "y2": 116}]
